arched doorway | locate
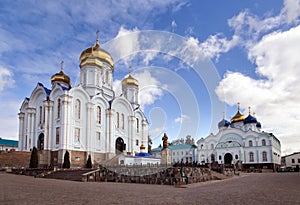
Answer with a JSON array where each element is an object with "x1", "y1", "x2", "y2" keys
[
  {"x1": 115, "y1": 137, "x2": 125, "y2": 154},
  {"x1": 224, "y1": 153, "x2": 233, "y2": 164},
  {"x1": 37, "y1": 133, "x2": 44, "y2": 150},
  {"x1": 211, "y1": 154, "x2": 215, "y2": 163}
]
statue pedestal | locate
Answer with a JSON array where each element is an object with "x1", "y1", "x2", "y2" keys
[{"x1": 161, "y1": 148, "x2": 171, "y2": 165}]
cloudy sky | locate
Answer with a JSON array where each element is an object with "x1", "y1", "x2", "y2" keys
[{"x1": 0, "y1": 0, "x2": 300, "y2": 155}]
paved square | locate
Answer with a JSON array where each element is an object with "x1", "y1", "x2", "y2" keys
[{"x1": 1, "y1": 172, "x2": 299, "y2": 204}]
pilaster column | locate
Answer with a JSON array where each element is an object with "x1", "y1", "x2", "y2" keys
[
  {"x1": 106, "y1": 109, "x2": 114, "y2": 153},
  {"x1": 62, "y1": 96, "x2": 70, "y2": 149},
  {"x1": 43, "y1": 100, "x2": 49, "y2": 150},
  {"x1": 18, "y1": 112, "x2": 25, "y2": 150},
  {"x1": 86, "y1": 102, "x2": 94, "y2": 152},
  {"x1": 48, "y1": 101, "x2": 54, "y2": 150},
  {"x1": 129, "y1": 116, "x2": 136, "y2": 152},
  {"x1": 30, "y1": 109, "x2": 36, "y2": 149},
  {"x1": 26, "y1": 107, "x2": 36, "y2": 150}
]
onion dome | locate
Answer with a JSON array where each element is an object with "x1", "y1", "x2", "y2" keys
[
  {"x1": 218, "y1": 112, "x2": 230, "y2": 128},
  {"x1": 50, "y1": 61, "x2": 71, "y2": 86},
  {"x1": 256, "y1": 122, "x2": 262, "y2": 128},
  {"x1": 140, "y1": 143, "x2": 145, "y2": 150},
  {"x1": 79, "y1": 33, "x2": 114, "y2": 69},
  {"x1": 218, "y1": 119, "x2": 230, "y2": 128},
  {"x1": 230, "y1": 103, "x2": 246, "y2": 123},
  {"x1": 122, "y1": 74, "x2": 139, "y2": 87},
  {"x1": 244, "y1": 115, "x2": 257, "y2": 124},
  {"x1": 244, "y1": 107, "x2": 258, "y2": 124}
]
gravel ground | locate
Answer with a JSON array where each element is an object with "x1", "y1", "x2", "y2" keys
[{"x1": 1, "y1": 172, "x2": 300, "y2": 205}]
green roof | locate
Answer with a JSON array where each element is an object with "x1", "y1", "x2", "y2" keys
[
  {"x1": 152, "y1": 144, "x2": 197, "y2": 152},
  {"x1": 0, "y1": 138, "x2": 18, "y2": 147}
]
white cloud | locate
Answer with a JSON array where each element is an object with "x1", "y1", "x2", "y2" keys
[
  {"x1": 135, "y1": 70, "x2": 164, "y2": 108},
  {"x1": 174, "y1": 114, "x2": 190, "y2": 123},
  {"x1": 281, "y1": 0, "x2": 300, "y2": 24},
  {"x1": 171, "y1": 20, "x2": 177, "y2": 28},
  {"x1": 172, "y1": 34, "x2": 239, "y2": 65},
  {"x1": 199, "y1": 34, "x2": 239, "y2": 60},
  {"x1": 216, "y1": 25, "x2": 300, "y2": 153},
  {"x1": 113, "y1": 79, "x2": 122, "y2": 97},
  {"x1": 227, "y1": 0, "x2": 300, "y2": 49},
  {"x1": 113, "y1": 70, "x2": 164, "y2": 109},
  {"x1": 110, "y1": 26, "x2": 140, "y2": 65},
  {"x1": 0, "y1": 67, "x2": 15, "y2": 92}
]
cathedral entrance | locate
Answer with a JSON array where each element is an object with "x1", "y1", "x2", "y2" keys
[
  {"x1": 115, "y1": 137, "x2": 125, "y2": 154},
  {"x1": 211, "y1": 154, "x2": 215, "y2": 163},
  {"x1": 37, "y1": 133, "x2": 44, "y2": 150},
  {"x1": 224, "y1": 153, "x2": 233, "y2": 165}
]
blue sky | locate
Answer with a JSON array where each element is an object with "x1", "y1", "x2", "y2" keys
[{"x1": 0, "y1": 0, "x2": 300, "y2": 155}]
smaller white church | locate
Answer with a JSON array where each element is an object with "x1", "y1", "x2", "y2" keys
[
  {"x1": 197, "y1": 103, "x2": 281, "y2": 170},
  {"x1": 18, "y1": 35, "x2": 149, "y2": 167}
]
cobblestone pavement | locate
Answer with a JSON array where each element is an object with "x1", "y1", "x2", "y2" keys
[{"x1": 1, "y1": 172, "x2": 300, "y2": 205}]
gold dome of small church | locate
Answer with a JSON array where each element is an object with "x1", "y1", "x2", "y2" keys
[
  {"x1": 122, "y1": 74, "x2": 139, "y2": 87},
  {"x1": 50, "y1": 61, "x2": 71, "y2": 86},
  {"x1": 79, "y1": 31, "x2": 114, "y2": 68},
  {"x1": 140, "y1": 143, "x2": 145, "y2": 150},
  {"x1": 230, "y1": 103, "x2": 246, "y2": 123}
]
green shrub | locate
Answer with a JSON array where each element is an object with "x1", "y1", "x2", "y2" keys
[
  {"x1": 29, "y1": 147, "x2": 38, "y2": 168},
  {"x1": 62, "y1": 151, "x2": 70, "y2": 168},
  {"x1": 86, "y1": 154, "x2": 92, "y2": 168}
]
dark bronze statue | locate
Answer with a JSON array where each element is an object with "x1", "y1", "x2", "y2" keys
[{"x1": 162, "y1": 133, "x2": 168, "y2": 149}]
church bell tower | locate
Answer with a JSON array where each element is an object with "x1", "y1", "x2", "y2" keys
[{"x1": 78, "y1": 31, "x2": 114, "y2": 100}]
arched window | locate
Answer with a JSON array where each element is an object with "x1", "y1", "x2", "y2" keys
[
  {"x1": 43, "y1": 106, "x2": 45, "y2": 123},
  {"x1": 262, "y1": 151, "x2": 267, "y2": 161},
  {"x1": 105, "y1": 71, "x2": 109, "y2": 84},
  {"x1": 235, "y1": 154, "x2": 238, "y2": 160},
  {"x1": 121, "y1": 113, "x2": 124, "y2": 129},
  {"x1": 25, "y1": 135, "x2": 28, "y2": 150},
  {"x1": 97, "y1": 106, "x2": 101, "y2": 124},
  {"x1": 249, "y1": 140, "x2": 253, "y2": 147},
  {"x1": 57, "y1": 99, "x2": 61, "y2": 119},
  {"x1": 56, "y1": 127, "x2": 60, "y2": 145},
  {"x1": 136, "y1": 118, "x2": 139, "y2": 133},
  {"x1": 262, "y1": 139, "x2": 266, "y2": 146},
  {"x1": 97, "y1": 73, "x2": 100, "y2": 87},
  {"x1": 75, "y1": 99, "x2": 81, "y2": 120},
  {"x1": 39, "y1": 106, "x2": 42, "y2": 124},
  {"x1": 75, "y1": 128, "x2": 80, "y2": 142},
  {"x1": 249, "y1": 152, "x2": 254, "y2": 162},
  {"x1": 96, "y1": 132, "x2": 101, "y2": 147},
  {"x1": 211, "y1": 144, "x2": 214, "y2": 150},
  {"x1": 116, "y1": 112, "x2": 119, "y2": 128}
]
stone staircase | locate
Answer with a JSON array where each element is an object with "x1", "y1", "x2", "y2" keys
[
  {"x1": 43, "y1": 169, "x2": 95, "y2": 181},
  {"x1": 102, "y1": 153, "x2": 122, "y2": 166}
]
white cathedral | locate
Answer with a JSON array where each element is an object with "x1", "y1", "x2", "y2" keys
[
  {"x1": 197, "y1": 104, "x2": 281, "y2": 170},
  {"x1": 18, "y1": 36, "x2": 149, "y2": 167}
]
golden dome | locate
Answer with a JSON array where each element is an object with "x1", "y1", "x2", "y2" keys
[
  {"x1": 50, "y1": 70, "x2": 71, "y2": 86},
  {"x1": 79, "y1": 39, "x2": 114, "y2": 68},
  {"x1": 140, "y1": 143, "x2": 145, "y2": 150},
  {"x1": 230, "y1": 103, "x2": 245, "y2": 123},
  {"x1": 122, "y1": 74, "x2": 139, "y2": 87}
]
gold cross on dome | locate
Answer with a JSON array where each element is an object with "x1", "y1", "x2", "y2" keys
[
  {"x1": 129, "y1": 65, "x2": 132, "y2": 74},
  {"x1": 96, "y1": 30, "x2": 99, "y2": 40},
  {"x1": 60, "y1": 60, "x2": 64, "y2": 71},
  {"x1": 95, "y1": 30, "x2": 100, "y2": 46}
]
